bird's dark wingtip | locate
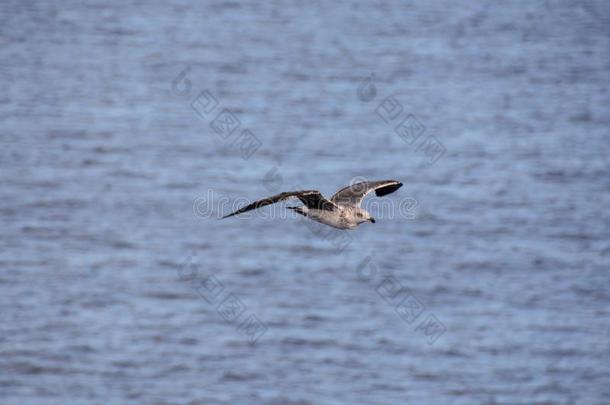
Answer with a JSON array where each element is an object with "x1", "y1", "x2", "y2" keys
[{"x1": 375, "y1": 181, "x2": 403, "y2": 197}]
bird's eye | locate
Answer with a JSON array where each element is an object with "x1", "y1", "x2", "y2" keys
[{"x1": 357, "y1": 213, "x2": 362, "y2": 217}]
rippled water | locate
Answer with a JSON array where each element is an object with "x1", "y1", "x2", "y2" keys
[{"x1": 1, "y1": 1, "x2": 609, "y2": 404}]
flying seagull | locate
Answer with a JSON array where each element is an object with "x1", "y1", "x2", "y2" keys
[{"x1": 222, "y1": 180, "x2": 402, "y2": 229}]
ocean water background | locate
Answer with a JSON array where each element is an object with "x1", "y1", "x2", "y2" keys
[{"x1": 1, "y1": 1, "x2": 609, "y2": 404}]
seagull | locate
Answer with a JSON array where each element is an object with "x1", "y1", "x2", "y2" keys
[{"x1": 222, "y1": 180, "x2": 402, "y2": 229}]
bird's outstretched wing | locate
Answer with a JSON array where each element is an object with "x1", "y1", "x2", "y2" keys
[
  {"x1": 222, "y1": 190, "x2": 337, "y2": 219},
  {"x1": 331, "y1": 180, "x2": 402, "y2": 207}
]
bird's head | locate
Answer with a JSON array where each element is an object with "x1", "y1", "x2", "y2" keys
[{"x1": 354, "y1": 207, "x2": 375, "y2": 224}]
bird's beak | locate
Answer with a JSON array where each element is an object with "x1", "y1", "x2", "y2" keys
[{"x1": 369, "y1": 218, "x2": 376, "y2": 223}]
